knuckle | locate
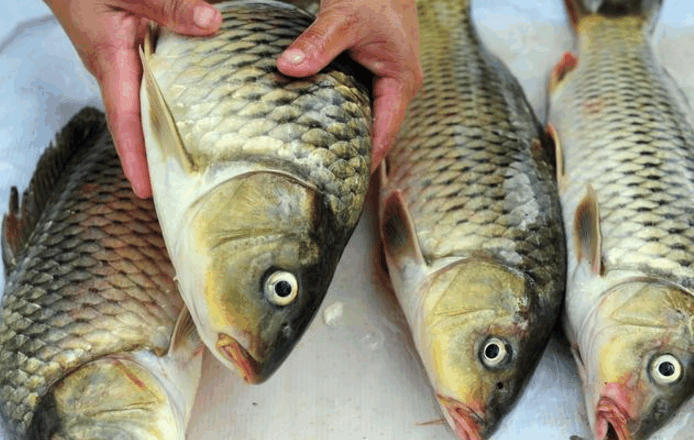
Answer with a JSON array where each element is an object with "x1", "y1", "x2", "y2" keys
[
  {"x1": 312, "y1": 5, "x2": 360, "y2": 43},
  {"x1": 158, "y1": 0, "x2": 188, "y2": 26}
]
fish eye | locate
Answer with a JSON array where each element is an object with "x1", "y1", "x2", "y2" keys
[
  {"x1": 264, "y1": 271, "x2": 299, "y2": 306},
  {"x1": 480, "y1": 337, "x2": 510, "y2": 368},
  {"x1": 650, "y1": 354, "x2": 682, "y2": 385}
]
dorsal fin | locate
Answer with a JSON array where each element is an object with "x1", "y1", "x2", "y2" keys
[
  {"x1": 573, "y1": 183, "x2": 603, "y2": 275},
  {"x1": 1, "y1": 107, "x2": 106, "y2": 275}
]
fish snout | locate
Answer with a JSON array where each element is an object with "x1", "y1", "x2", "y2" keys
[
  {"x1": 438, "y1": 395, "x2": 485, "y2": 440},
  {"x1": 217, "y1": 333, "x2": 263, "y2": 384},
  {"x1": 596, "y1": 396, "x2": 632, "y2": 440}
]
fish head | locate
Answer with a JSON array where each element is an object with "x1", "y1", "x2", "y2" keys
[
  {"x1": 419, "y1": 258, "x2": 549, "y2": 440},
  {"x1": 184, "y1": 171, "x2": 340, "y2": 383},
  {"x1": 582, "y1": 279, "x2": 694, "y2": 440},
  {"x1": 28, "y1": 358, "x2": 188, "y2": 440}
]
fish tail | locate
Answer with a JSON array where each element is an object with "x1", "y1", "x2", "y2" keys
[{"x1": 564, "y1": 0, "x2": 663, "y2": 32}]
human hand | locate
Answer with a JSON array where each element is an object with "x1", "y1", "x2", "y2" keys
[
  {"x1": 277, "y1": 0, "x2": 423, "y2": 173},
  {"x1": 44, "y1": 0, "x2": 222, "y2": 198}
]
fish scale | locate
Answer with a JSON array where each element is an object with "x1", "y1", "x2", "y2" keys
[
  {"x1": 553, "y1": 18, "x2": 694, "y2": 287},
  {"x1": 551, "y1": 1, "x2": 694, "y2": 439},
  {"x1": 0, "y1": 109, "x2": 185, "y2": 438},
  {"x1": 149, "y1": 1, "x2": 371, "y2": 228},
  {"x1": 141, "y1": 0, "x2": 372, "y2": 383},
  {"x1": 379, "y1": 0, "x2": 565, "y2": 438},
  {"x1": 386, "y1": 1, "x2": 561, "y2": 281}
]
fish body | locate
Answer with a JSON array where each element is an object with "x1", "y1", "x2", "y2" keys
[
  {"x1": 0, "y1": 108, "x2": 203, "y2": 440},
  {"x1": 378, "y1": 0, "x2": 565, "y2": 438},
  {"x1": 548, "y1": 1, "x2": 694, "y2": 439},
  {"x1": 139, "y1": 0, "x2": 372, "y2": 383}
]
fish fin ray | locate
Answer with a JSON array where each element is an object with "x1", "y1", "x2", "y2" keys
[
  {"x1": 139, "y1": 29, "x2": 195, "y2": 174},
  {"x1": 573, "y1": 184, "x2": 603, "y2": 275},
  {"x1": 379, "y1": 157, "x2": 389, "y2": 188},
  {"x1": 380, "y1": 190, "x2": 425, "y2": 268},
  {"x1": 545, "y1": 123, "x2": 566, "y2": 191},
  {"x1": 549, "y1": 52, "x2": 578, "y2": 94},
  {"x1": 1, "y1": 107, "x2": 106, "y2": 275},
  {"x1": 170, "y1": 307, "x2": 201, "y2": 355}
]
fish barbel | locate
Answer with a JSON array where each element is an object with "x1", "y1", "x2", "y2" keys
[
  {"x1": 139, "y1": 0, "x2": 372, "y2": 383},
  {"x1": 548, "y1": 0, "x2": 694, "y2": 439},
  {"x1": 378, "y1": 0, "x2": 566, "y2": 438},
  {"x1": 0, "y1": 108, "x2": 203, "y2": 440}
]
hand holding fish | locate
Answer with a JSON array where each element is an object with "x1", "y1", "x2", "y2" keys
[
  {"x1": 42, "y1": 0, "x2": 223, "y2": 199},
  {"x1": 46, "y1": 0, "x2": 421, "y2": 197},
  {"x1": 278, "y1": 0, "x2": 423, "y2": 171}
]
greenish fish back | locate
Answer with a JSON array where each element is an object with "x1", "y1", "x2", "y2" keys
[
  {"x1": 149, "y1": 0, "x2": 373, "y2": 230},
  {"x1": 0, "y1": 108, "x2": 182, "y2": 438}
]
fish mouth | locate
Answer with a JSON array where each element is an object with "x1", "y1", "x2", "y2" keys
[
  {"x1": 596, "y1": 396, "x2": 631, "y2": 440},
  {"x1": 437, "y1": 395, "x2": 484, "y2": 440},
  {"x1": 217, "y1": 333, "x2": 262, "y2": 384}
]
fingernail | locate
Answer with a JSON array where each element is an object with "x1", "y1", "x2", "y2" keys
[
  {"x1": 194, "y1": 5, "x2": 218, "y2": 28},
  {"x1": 282, "y1": 48, "x2": 305, "y2": 65}
]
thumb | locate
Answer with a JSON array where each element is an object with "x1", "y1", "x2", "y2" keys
[
  {"x1": 118, "y1": 0, "x2": 222, "y2": 35},
  {"x1": 277, "y1": 6, "x2": 360, "y2": 77}
]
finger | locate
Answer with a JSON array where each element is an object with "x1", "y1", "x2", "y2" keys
[
  {"x1": 112, "y1": 0, "x2": 222, "y2": 35},
  {"x1": 97, "y1": 47, "x2": 153, "y2": 198},
  {"x1": 370, "y1": 75, "x2": 419, "y2": 174},
  {"x1": 277, "y1": 5, "x2": 361, "y2": 78}
]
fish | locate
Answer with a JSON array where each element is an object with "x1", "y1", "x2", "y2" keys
[
  {"x1": 378, "y1": 0, "x2": 566, "y2": 438},
  {"x1": 0, "y1": 107, "x2": 203, "y2": 440},
  {"x1": 547, "y1": 1, "x2": 694, "y2": 439},
  {"x1": 139, "y1": 0, "x2": 372, "y2": 383}
]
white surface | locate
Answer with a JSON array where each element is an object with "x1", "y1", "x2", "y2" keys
[{"x1": 1, "y1": 1, "x2": 694, "y2": 439}]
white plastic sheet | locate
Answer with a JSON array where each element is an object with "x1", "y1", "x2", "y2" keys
[{"x1": 1, "y1": 1, "x2": 694, "y2": 439}]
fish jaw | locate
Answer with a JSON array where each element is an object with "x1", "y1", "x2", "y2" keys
[
  {"x1": 217, "y1": 333, "x2": 263, "y2": 384},
  {"x1": 595, "y1": 394, "x2": 634, "y2": 440},
  {"x1": 172, "y1": 171, "x2": 342, "y2": 383},
  {"x1": 437, "y1": 395, "x2": 485, "y2": 440}
]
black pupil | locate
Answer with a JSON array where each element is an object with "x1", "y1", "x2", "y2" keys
[
  {"x1": 485, "y1": 343, "x2": 500, "y2": 360},
  {"x1": 659, "y1": 361, "x2": 676, "y2": 377},
  {"x1": 274, "y1": 280, "x2": 293, "y2": 298}
]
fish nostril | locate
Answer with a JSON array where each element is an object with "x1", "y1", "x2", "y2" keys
[{"x1": 281, "y1": 323, "x2": 292, "y2": 338}]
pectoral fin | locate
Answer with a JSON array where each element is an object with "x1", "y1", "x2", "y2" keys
[
  {"x1": 169, "y1": 307, "x2": 201, "y2": 356},
  {"x1": 573, "y1": 184, "x2": 603, "y2": 275},
  {"x1": 139, "y1": 26, "x2": 195, "y2": 174},
  {"x1": 380, "y1": 190, "x2": 425, "y2": 269},
  {"x1": 549, "y1": 52, "x2": 578, "y2": 95},
  {"x1": 379, "y1": 158, "x2": 389, "y2": 188},
  {"x1": 545, "y1": 124, "x2": 565, "y2": 191}
]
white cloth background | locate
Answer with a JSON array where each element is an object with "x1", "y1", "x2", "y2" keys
[{"x1": 1, "y1": 1, "x2": 694, "y2": 439}]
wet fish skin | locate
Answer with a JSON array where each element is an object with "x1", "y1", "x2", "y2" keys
[
  {"x1": 0, "y1": 108, "x2": 202, "y2": 440},
  {"x1": 379, "y1": 0, "x2": 565, "y2": 438},
  {"x1": 549, "y1": 1, "x2": 694, "y2": 439},
  {"x1": 140, "y1": 0, "x2": 372, "y2": 383}
]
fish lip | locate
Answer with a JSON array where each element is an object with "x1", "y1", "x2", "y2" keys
[
  {"x1": 217, "y1": 334, "x2": 263, "y2": 384},
  {"x1": 437, "y1": 395, "x2": 485, "y2": 440},
  {"x1": 596, "y1": 396, "x2": 631, "y2": 440}
]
